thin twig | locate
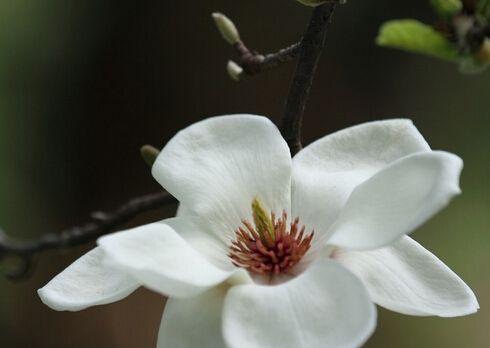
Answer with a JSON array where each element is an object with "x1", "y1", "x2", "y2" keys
[
  {"x1": 0, "y1": 191, "x2": 177, "y2": 279},
  {"x1": 234, "y1": 42, "x2": 301, "y2": 75},
  {"x1": 213, "y1": 12, "x2": 301, "y2": 78},
  {"x1": 281, "y1": 2, "x2": 337, "y2": 155}
]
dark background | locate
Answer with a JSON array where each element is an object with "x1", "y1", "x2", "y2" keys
[{"x1": 0, "y1": 1, "x2": 488, "y2": 347}]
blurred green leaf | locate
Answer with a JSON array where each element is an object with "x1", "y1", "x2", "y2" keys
[
  {"x1": 477, "y1": 0, "x2": 490, "y2": 23},
  {"x1": 430, "y1": 0, "x2": 462, "y2": 19},
  {"x1": 460, "y1": 38, "x2": 490, "y2": 73},
  {"x1": 376, "y1": 19, "x2": 459, "y2": 61}
]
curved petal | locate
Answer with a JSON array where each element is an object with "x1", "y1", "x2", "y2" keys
[
  {"x1": 336, "y1": 236, "x2": 479, "y2": 317},
  {"x1": 152, "y1": 115, "x2": 292, "y2": 242},
  {"x1": 222, "y1": 259, "x2": 376, "y2": 348},
  {"x1": 328, "y1": 151, "x2": 463, "y2": 251},
  {"x1": 292, "y1": 119, "x2": 430, "y2": 242},
  {"x1": 97, "y1": 220, "x2": 234, "y2": 298},
  {"x1": 38, "y1": 247, "x2": 138, "y2": 311},
  {"x1": 174, "y1": 203, "x2": 237, "y2": 270},
  {"x1": 157, "y1": 286, "x2": 228, "y2": 348},
  {"x1": 164, "y1": 217, "x2": 233, "y2": 271}
]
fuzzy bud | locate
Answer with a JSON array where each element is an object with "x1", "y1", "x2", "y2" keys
[
  {"x1": 212, "y1": 12, "x2": 240, "y2": 45},
  {"x1": 226, "y1": 61, "x2": 243, "y2": 81},
  {"x1": 140, "y1": 145, "x2": 160, "y2": 167}
]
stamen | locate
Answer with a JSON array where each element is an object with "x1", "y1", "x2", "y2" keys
[{"x1": 229, "y1": 200, "x2": 314, "y2": 277}]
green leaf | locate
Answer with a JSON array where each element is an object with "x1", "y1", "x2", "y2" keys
[
  {"x1": 376, "y1": 19, "x2": 459, "y2": 62},
  {"x1": 477, "y1": 0, "x2": 490, "y2": 23},
  {"x1": 430, "y1": 0, "x2": 462, "y2": 19}
]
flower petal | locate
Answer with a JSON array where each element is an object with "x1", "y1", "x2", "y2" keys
[
  {"x1": 176, "y1": 203, "x2": 193, "y2": 217},
  {"x1": 38, "y1": 247, "x2": 138, "y2": 311},
  {"x1": 164, "y1": 217, "x2": 233, "y2": 271},
  {"x1": 328, "y1": 151, "x2": 462, "y2": 250},
  {"x1": 175, "y1": 204, "x2": 239, "y2": 272},
  {"x1": 336, "y1": 236, "x2": 479, "y2": 317},
  {"x1": 97, "y1": 220, "x2": 234, "y2": 298},
  {"x1": 292, "y1": 119, "x2": 430, "y2": 242},
  {"x1": 157, "y1": 286, "x2": 228, "y2": 348},
  {"x1": 152, "y1": 115, "x2": 292, "y2": 242},
  {"x1": 222, "y1": 259, "x2": 376, "y2": 348}
]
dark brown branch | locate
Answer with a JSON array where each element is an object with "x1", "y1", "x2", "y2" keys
[
  {"x1": 234, "y1": 41, "x2": 301, "y2": 75},
  {"x1": 0, "y1": 191, "x2": 177, "y2": 279},
  {"x1": 281, "y1": 2, "x2": 337, "y2": 155}
]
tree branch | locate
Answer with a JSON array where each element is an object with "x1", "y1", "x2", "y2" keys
[
  {"x1": 233, "y1": 41, "x2": 301, "y2": 76},
  {"x1": 281, "y1": 2, "x2": 337, "y2": 155},
  {"x1": 212, "y1": 12, "x2": 301, "y2": 79},
  {"x1": 0, "y1": 191, "x2": 177, "y2": 279}
]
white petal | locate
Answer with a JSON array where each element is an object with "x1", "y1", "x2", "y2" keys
[
  {"x1": 176, "y1": 203, "x2": 193, "y2": 217},
  {"x1": 97, "y1": 220, "x2": 234, "y2": 298},
  {"x1": 164, "y1": 217, "x2": 233, "y2": 271},
  {"x1": 152, "y1": 115, "x2": 292, "y2": 242},
  {"x1": 328, "y1": 151, "x2": 462, "y2": 250},
  {"x1": 336, "y1": 236, "x2": 479, "y2": 317},
  {"x1": 292, "y1": 119, "x2": 430, "y2": 242},
  {"x1": 223, "y1": 259, "x2": 376, "y2": 348},
  {"x1": 38, "y1": 247, "x2": 138, "y2": 311},
  {"x1": 157, "y1": 286, "x2": 228, "y2": 348},
  {"x1": 173, "y1": 204, "x2": 233, "y2": 269}
]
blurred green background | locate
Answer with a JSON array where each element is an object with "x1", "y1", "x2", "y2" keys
[{"x1": 0, "y1": 0, "x2": 488, "y2": 347}]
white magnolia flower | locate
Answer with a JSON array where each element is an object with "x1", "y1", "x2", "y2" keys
[{"x1": 38, "y1": 115, "x2": 479, "y2": 348}]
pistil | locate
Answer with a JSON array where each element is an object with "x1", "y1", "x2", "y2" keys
[{"x1": 229, "y1": 199, "x2": 314, "y2": 277}]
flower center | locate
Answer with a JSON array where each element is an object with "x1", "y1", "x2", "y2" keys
[{"x1": 228, "y1": 198, "x2": 314, "y2": 277}]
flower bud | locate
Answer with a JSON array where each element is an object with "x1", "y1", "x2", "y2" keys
[
  {"x1": 226, "y1": 61, "x2": 243, "y2": 81},
  {"x1": 212, "y1": 12, "x2": 240, "y2": 45},
  {"x1": 140, "y1": 145, "x2": 160, "y2": 167}
]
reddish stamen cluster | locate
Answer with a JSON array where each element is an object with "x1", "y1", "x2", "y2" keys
[{"x1": 229, "y1": 211, "x2": 314, "y2": 276}]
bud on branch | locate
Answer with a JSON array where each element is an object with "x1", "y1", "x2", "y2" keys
[{"x1": 212, "y1": 12, "x2": 241, "y2": 45}]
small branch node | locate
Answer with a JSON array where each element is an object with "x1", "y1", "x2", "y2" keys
[{"x1": 213, "y1": 11, "x2": 301, "y2": 78}]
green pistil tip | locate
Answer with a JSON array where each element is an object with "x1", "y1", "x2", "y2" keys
[{"x1": 251, "y1": 198, "x2": 275, "y2": 243}]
